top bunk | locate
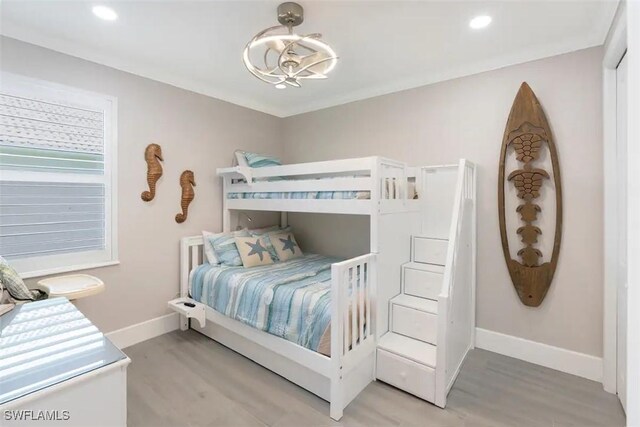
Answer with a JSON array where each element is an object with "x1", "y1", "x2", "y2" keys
[{"x1": 217, "y1": 156, "x2": 420, "y2": 215}]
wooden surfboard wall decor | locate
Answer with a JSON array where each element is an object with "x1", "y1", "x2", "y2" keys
[{"x1": 498, "y1": 82, "x2": 562, "y2": 307}]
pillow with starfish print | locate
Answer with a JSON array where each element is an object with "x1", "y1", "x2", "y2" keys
[
  {"x1": 235, "y1": 236, "x2": 274, "y2": 267},
  {"x1": 271, "y1": 232, "x2": 303, "y2": 261}
]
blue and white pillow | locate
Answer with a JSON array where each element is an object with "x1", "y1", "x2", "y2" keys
[
  {"x1": 202, "y1": 230, "x2": 219, "y2": 264},
  {"x1": 244, "y1": 152, "x2": 281, "y2": 168},
  {"x1": 207, "y1": 229, "x2": 250, "y2": 267},
  {"x1": 249, "y1": 225, "x2": 291, "y2": 261}
]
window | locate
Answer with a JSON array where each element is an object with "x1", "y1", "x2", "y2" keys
[{"x1": 0, "y1": 73, "x2": 118, "y2": 278}]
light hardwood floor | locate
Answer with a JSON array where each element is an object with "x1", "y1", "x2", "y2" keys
[{"x1": 125, "y1": 330, "x2": 625, "y2": 427}]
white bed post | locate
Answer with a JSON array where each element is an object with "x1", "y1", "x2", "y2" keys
[
  {"x1": 280, "y1": 212, "x2": 288, "y2": 228},
  {"x1": 222, "y1": 177, "x2": 231, "y2": 232},
  {"x1": 179, "y1": 237, "x2": 190, "y2": 331},
  {"x1": 370, "y1": 157, "x2": 381, "y2": 253},
  {"x1": 329, "y1": 263, "x2": 344, "y2": 421},
  {"x1": 369, "y1": 254, "x2": 378, "y2": 380}
]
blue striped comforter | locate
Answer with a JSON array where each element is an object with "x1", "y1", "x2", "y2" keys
[
  {"x1": 227, "y1": 191, "x2": 369, "y2": 200},
  {"x1": 189, "y1": 254, "x2": 342, "y2": 354}
]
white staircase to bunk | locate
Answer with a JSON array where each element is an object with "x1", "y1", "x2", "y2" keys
[{"x1": 376, "y1": 160, "x2": 476, "y2": 408}]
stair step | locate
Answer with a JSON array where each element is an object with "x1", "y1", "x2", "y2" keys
[
  {"x1": 402, "y1": 263, "x2": 444, "y2": 300},
  {"x1": 391, "y1": 294, "x2": 438, "y2": 313},
  {"x1": 378, "y1": 332, "x2": 437, "y2": 368},
  {"x1": 412, "y1": 236, "x2": 448, "y2": 266},
  {"x1": 412, "y1": 235, "x2": 448, "y2": 241},
  {"x1": 403, "y1": 262, "x2": 445, "y2": 274}
]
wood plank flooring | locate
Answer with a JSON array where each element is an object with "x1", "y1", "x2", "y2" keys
[{"x1": 125, "y1": 330, "x2": 625, "y2": 427}]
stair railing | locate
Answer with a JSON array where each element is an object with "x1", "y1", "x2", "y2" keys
[{"x1": 434, "y1": 159, "x2": 476, "y2": 408}]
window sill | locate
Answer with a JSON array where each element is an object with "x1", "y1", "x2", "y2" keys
[{"x1": 20, "y1": 260, "x2": 120, "y2": 280}]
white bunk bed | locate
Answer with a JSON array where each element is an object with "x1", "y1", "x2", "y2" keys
[{"x1": 169, "y1": 156, "x2": 476, "y2": 420}]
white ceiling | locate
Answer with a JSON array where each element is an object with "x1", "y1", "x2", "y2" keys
[{"x1": 1, "y1": 1, "x2": 617, "y2": 117}]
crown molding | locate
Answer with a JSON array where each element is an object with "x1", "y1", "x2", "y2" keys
[
  {"x1": 0, "y1": 23, "x2": 288, "y2": 118},
  {"x1": 1, "y1": 1, "x2": 617, "y2": 118}
]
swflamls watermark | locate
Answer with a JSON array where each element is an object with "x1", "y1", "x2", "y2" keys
[{"x1": 4, "y1": 410, "x2": 70, "y2": 422}]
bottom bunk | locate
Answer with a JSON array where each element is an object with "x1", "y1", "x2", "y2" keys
[
  {"x1": 189, "y1": 253, "x2": 344, "y2": 356},
  {"x1": 171, "y1": 235, "x2": 377, "y2": 420}
]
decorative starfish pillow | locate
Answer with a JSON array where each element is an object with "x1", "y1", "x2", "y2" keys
[
  {"x1": 235, "y1": 236, "x2": 274, "y2": 267},
  {"x1": 249, "y1": 225, "x2": 291, "y2": 261},
  {"x1": 271, "y1": 232, "x2": 303, "y2": 261}
]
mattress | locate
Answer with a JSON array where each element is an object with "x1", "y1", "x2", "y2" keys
[
  {"x1": 190, "y1": 254, "x2": 343, "y2": 355},
  {"x1": 227, "y1": 190, "x2": 370, "y2": 200}
]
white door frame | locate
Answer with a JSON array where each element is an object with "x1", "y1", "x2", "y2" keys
[
  {"x1": 603, "y1": 2, "x2": 640, "y2": 424},
  {"x1": 626, "y1": 1, "x2": 640, "y2": 424},
  {"x1": 602, "y1": 0, "x2": 627, "y2": 396}
]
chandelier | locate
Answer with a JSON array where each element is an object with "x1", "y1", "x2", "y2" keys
[{"x1": 243, "y1": 2, "x2": 338, "y2": 89}]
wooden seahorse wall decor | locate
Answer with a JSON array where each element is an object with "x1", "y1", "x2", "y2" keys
[
  {"x1": 141, "y1": 143, "x2": 164, "y2": 201},
  {"x1": 498, "y1": 82, "x2": 562, "y2": 307},
  {"x1": 175, "y1": 170, "x2": 195, "y2": 223}
]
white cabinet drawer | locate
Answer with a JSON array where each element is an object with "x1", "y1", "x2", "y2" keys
[
  {"x1": 376, "y1": 349, "x2": 435, "y2": 402},
  {"x1": 413, "y1": 237, "x2": 448, "y2": 265},
  {"x1": 403, "y1": 268, "x2": 442, "y2": 300},
  {"x1": 391, "y1": 304, "x2": 437, "y2": 345}
]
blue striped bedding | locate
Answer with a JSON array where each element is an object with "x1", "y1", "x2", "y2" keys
[
  {"x1": 189, "y1": 254, "x2": 342, "y2": 355},
  {"x1": 227, "y1": 191, "x2": 370, "y2": 200}
]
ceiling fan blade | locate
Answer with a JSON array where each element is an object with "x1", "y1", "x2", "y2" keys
[
  {"x1": 265, "y1": 38, "x2": 287, "y2": 53},
  {"x1": 294, "y1": 55, "x2": 336, "y2": 78},
  {"x1": 284, "y1": 79, "x2": 301, "y2": 88},
  {"x1": 298, "y1": 52, "x2": 330, "y2": 73}
]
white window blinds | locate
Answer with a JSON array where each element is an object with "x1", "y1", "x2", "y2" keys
[{"x1": 0, "y1": 74, "x2": 117, "y2": 277}]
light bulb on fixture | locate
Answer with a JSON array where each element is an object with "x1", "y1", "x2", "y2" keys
[
  {"x1": 92, "y1": 5, "x2": 118, "y2": 21},
  {"x1": 243, "y1": 2, "x2": 338, "y2": 89},
  {"x1": 469, "y1": 15, "x2": 492, "y2": 29}
]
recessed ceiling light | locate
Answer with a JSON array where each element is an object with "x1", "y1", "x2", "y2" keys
[
  {"x1": 92, "y1": 5, "x2": 118, "y2": 21},
  {"x1": 275, "y1": 84, "x2": 287, "y2": 89},
  {"x1": 469, "y1": 15, "x2": 492, "y2": 29}
]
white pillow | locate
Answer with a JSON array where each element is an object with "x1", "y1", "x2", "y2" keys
[{"x1": 202, "y1": 230, "x2": 219, "y2": 264}]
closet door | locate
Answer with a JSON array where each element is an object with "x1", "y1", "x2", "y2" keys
[{"x1": 616, "y1": 53, "x2": 628, "y2": 412}]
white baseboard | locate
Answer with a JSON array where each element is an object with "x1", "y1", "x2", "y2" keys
[
  {"x1": 106, "y1": 313, "x2": 179, "y2": 349},
  {"x1": 475, "y1": 328, "x2": 603, "y2": 383}
]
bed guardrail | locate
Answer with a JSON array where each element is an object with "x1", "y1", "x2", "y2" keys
[
  {"x1": 329, "y1": 252, "x2": 377, "y2": 419},
  {"x1": 217, "y1": 157, "x2": 414, "y2": 217},
  {"x1": 330, "y1": 253, "x2": 377, "y2": 362}
]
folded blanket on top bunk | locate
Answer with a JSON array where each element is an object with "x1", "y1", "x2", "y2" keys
[{"x1": 190, "y1": 254, "x2": 362, "y2": 356}]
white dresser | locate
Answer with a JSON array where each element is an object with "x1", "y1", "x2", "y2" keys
[{"x1": 0, "y1": 298, "x2": 130, "y2": 426}]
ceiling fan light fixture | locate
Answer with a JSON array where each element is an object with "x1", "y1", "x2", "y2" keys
[{"x1": 243, "y1": 2, "x2": 338, "y2": 89}]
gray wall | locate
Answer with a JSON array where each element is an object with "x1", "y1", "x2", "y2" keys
[
  {"x1": 1, "y1": 37, "x2": 282, "y2": 333},
  {"x1": 1, "y1": 37, "x2": 605, "y2": 358},
  {"x1": 282, "y1": 47, "x2": 604, "y2": 357}
]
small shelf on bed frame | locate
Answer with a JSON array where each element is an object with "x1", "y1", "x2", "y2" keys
[{"x1": 168, "y1": 297, "x2": 206, "y2": 328}]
